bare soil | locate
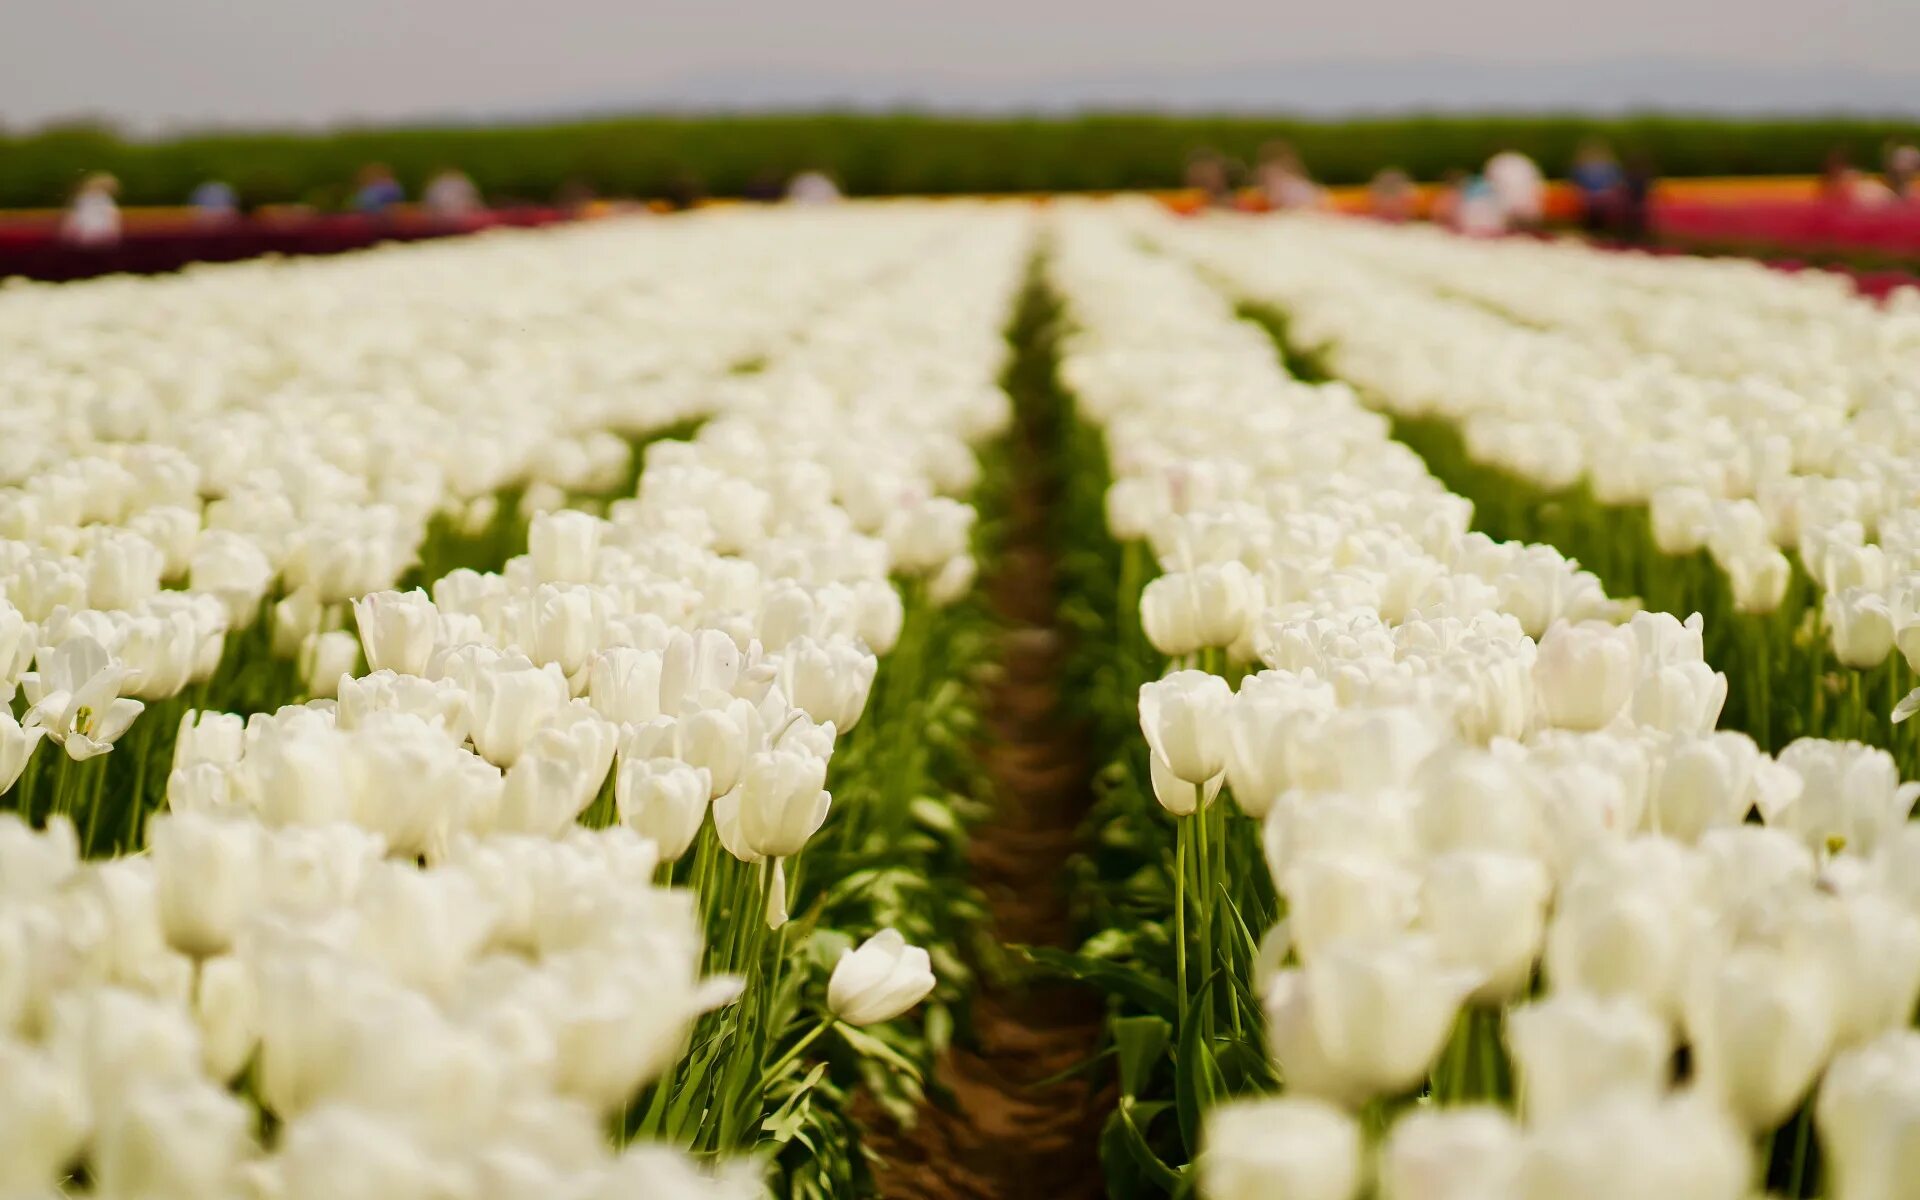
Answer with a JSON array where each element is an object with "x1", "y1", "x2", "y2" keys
[{"x1": 860, "y1": 422, "x2": 1111, "y2": 1199}]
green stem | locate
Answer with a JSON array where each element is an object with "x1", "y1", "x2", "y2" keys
[
  {"x1": 760, "y1": 1017, "x2": 834, "y2": 1087},
  {"x1": 1174, "y1": 817, "x2": 1189, "y2": 1030}
]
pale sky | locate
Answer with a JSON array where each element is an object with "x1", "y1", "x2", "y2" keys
[{"x1": 3, "y1": 0, "x2": 1917, "y2": 130}]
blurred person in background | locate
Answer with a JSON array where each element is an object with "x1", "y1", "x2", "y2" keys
[
  {"x1": 1257, "y1": 141, "x2": 1326, "y2": 210},
  {"x1": 189, "y1": 179, "x2": 239, "y2": 224},
  {"x1": 1453, "y1": 171, "x2": 1506, "y2": 236},
  {"x1": 353, "y1": 164, "x2": 405, "y2": 216},
  {"x1": 742, "y1": 170, "x2": 785, "y2": 202},
  {"x1": 662, "y1": 173, "x2": 706, "y2": 211},
  {"x1": 1821, "y1": 147, "x2": 1856, "y2": 206},
  {"x1": 1184, "y1": 149, "x2": 1236, "y2": 209},
  {"x1": 1620, "y1": 153, "x2": 1660, "y2": 242},
  {"x1": 423, "y1": 167, "x2": 483, "y2": 218},
  {"x1": 786, "y1": 169, "x2": 842, "y2": 205},
  {"x1": 61, "y1": 172, "x2": 121, "y2": 247},
  {"x1": 1367, "y1": 167, "x2": 1418, "y2": 222},
  {"x1": 1430, "y1": 168, "x2": 1466, "y2": 228},
  {"x1": 556, "y1": 177, "x2": 598, "y2": 217},
  {"x1": 1570, "y1": 139, "x2": 1624, "y2": 233},
  {"x1": 1884, "y1": 141, "x2": 1919, "y2": 200},
  {"x1": 1485, "y1": 147, "x2": 1544, "y2": 228}
]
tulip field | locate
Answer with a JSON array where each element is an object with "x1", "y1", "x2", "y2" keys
[{"x1": 4, "y1": 199, "x2": 1920, "y2": 1200}]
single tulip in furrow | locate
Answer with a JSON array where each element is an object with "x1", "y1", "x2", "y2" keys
[
  {"x1": 0, "y1": 206, "x2": 1030, "y2": 1196},
  {"x1": 1047, "y1": 203, "x2": 1920, "y2": 1200},
  {"x1": 1160, "y1": 212, "x2": 1920, "y2": 768},
  {"x1": 1, "y1": 206, "x2": 1014, "y2": 858}
]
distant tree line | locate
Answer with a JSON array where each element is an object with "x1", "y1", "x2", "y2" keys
[{"x1": 3, "y1": 112, "x2": 1914, "y2": 208}]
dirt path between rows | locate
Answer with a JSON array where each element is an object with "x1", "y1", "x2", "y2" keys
[{"x1": 861, "y1": 296, "x2": 1110, "y2": 1200}]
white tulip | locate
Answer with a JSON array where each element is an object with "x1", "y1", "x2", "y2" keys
[
  {"x1": 1282, "y1": 852, "x2": 1419, "y2": 961},
  {"x1": 1199, "y1": 1096, "x2": 1361, "y2": 1200},
  {"x1": 828, "y1": 928, "x2": 936, "y2": 1025},
  {"x1": 529, "y1": 509, "x2": 603, "y2": 583},
  {"x1": 1532, "y1": 621, "x2": 1637, "y2": 732},
  {"x1": 0, "y1": 1037, "x2": 90, "y2": 1192},
  {"x1": 149, "y1": 811, "x2": 262, "y2": 959},
  {"x1": 1770, "y1": 738, "x2": 1919, "y2": 859},
  {"x1": 1506, "y1": 990, "x2": 1671, "y2": 1123},
  {"x1": 1138, "y1": 670, "x2": 1232, "y2": 785},
  {"x1": 468, "y1": 657, "x2": 573, "y2": 768},
  {"x1": 617, "y1": 757, "x2": 711, "y2": 861},
  {"x1": 353, "y1": 588, "x2": 441, "y2": 678},
  {"x1": 1420, "y1": 851, "x2": 1552, "y2": 1002},
  {"x1": 1513, "y1": 1094, "x2": 1748, "y2": 1200},
  {"x1": 1684, "y1": 944, "x2": 1836, "y2": 1131},
  {"x1": 0, "y1": 711, "x2": 46, "y2": 795},
  {"x1": 735, "y1": 748, "x2": 830, "y2": 858},
  {"x1": 1818, "y1": 1031, "x2": 1920, "y2": 1200},
  {"x1": 1268, "y1": 935, "x2": 1479, "y2": 1103},
  {"x1": 1380, "y1": 1106, "x2": 1520, "y2": 1200}
]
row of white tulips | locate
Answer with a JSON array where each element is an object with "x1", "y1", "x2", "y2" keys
[
  {"x1": 0, "y1": 205, "x2": 1030, "y2": 1197},
  {"x1": 1049, "y1": 203, "x2": 1920, "y2": 1200},
  {"x1": 0, "y1": 206, "x2": 975, "y2": 800},
  {"x1": 1156, "y1": 212, "x2": 1920, "y2": 693}
]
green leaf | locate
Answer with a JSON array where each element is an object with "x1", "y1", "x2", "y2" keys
[
  {"x1": 835, "y1": 1023, "x2": 924, "y2": 1084},
  {"x1": 1113, "y1": 1099, "x2": 1186, "y2": 1193},
  {"x1": 1173, "y1": 1002, "x2": 1226, "y2": 1158},
  {"x1": 1020, "y1": 945, "x2": 1178, "y2": 1020},
  {"x1": 1112, "y1": 1014, "x2": 1171, "y2": 1099}
]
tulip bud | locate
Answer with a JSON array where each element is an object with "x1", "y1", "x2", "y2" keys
[
  {"x1": 1148, "y1": 745, "x2": 1221, "y2": 816},
  {"x1": 1199, "y1": 1097, "x2": 1361, "y2": 1200},
  {"x1": 766, "y1": 859, "x2": 789, "y2": 931},
  {"x1": 1724, "y1": 549, "x2": 1791, "y2": 615},
  {"x1": 616, "y1": 757, "x2": 711, "y2": 861},
  {"x1": 736, "y1": 749, "x2": 829, "y2": 858},
  {"x1": 1825, "y1": 588, "x2": 1896, "y2": 670},
  {"x1": 352, "y1": 589, "x2": 440, "y2": 678},
  {"x1": 1138, "y1": 670, "x2": 1232, "y2": 785},
  {"x1": 468, "y1": 658, "x2": 573, "y2": 768},
  {"x1": 828, "y1": 928, "x2": 936, "y2": 1025}
]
